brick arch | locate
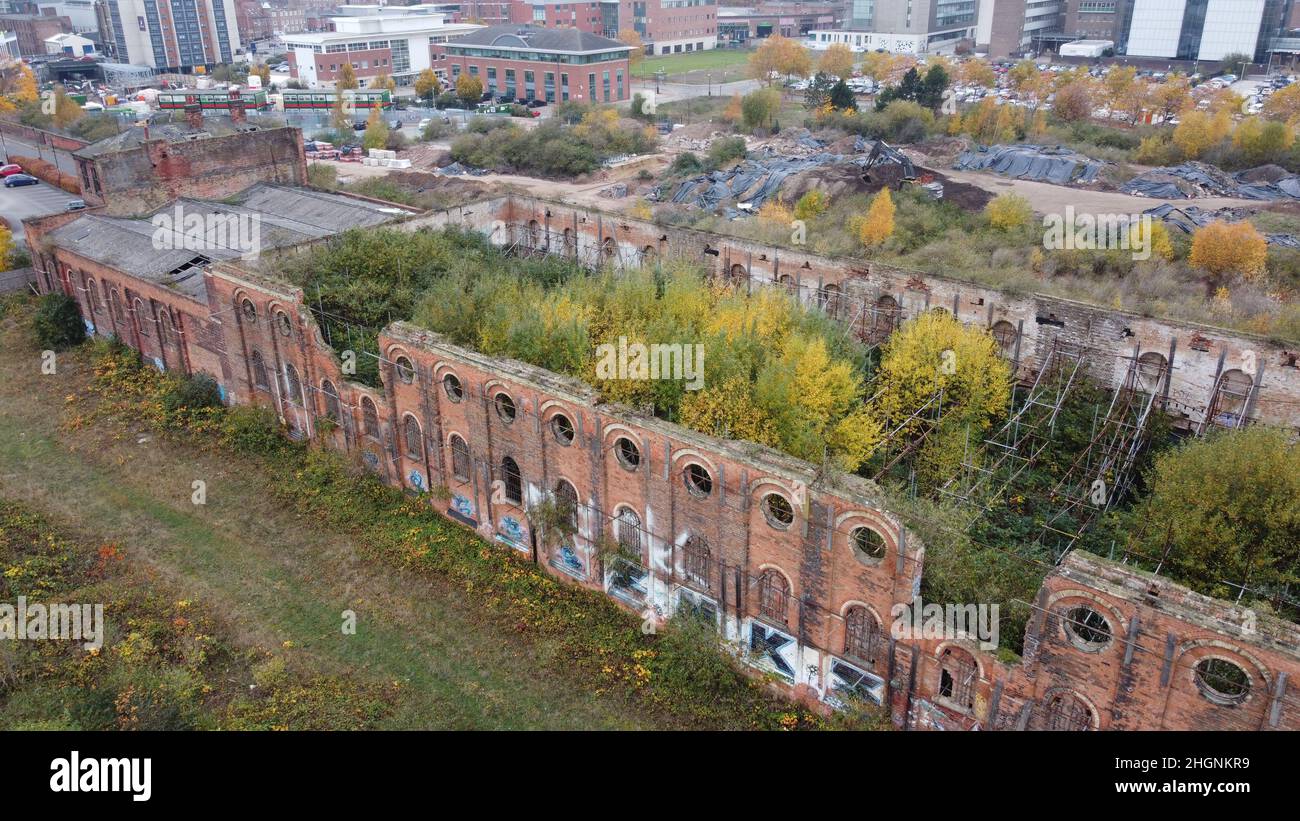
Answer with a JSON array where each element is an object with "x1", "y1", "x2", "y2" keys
[
  {"x1": 1045, "y1": 589, "x2": 1129, "y2": 643},
  {"x1": 1174, "y1": 640, "x2": 1271, "y2": 708}
]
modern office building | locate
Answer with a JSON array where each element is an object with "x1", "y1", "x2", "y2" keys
[
  {"x1": 807, "y1": 0, "x2": 977, "y2": 54},
  {"x1": 1117, "y1": 0, "x2": 1289, "y2": 62},
  {"x1": 284, "y1": 6, "x2": 481, "y2": 88},
  {"x1": 94, "y1": 0, "x2": 242, "y2": 71}
]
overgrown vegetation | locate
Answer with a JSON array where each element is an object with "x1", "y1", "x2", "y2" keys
[{"x1": 449, "y1": 104, "x2": 657, "y2": 177}]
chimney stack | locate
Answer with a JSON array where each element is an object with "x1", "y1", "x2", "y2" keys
[
  {"x1": 184, "y1": 99, "x2": 202, "y2": 131},
  {"x1": 229, "y1": 88, "x2": 246, "y2": 124}
]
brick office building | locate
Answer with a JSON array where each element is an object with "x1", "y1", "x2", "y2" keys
[
  {"x1": 508, "y1": 0, "x2": 609, "y2": 34},
  {"x1": 441, "y1": 23, "x2": 631, "y2": 102},
  {"x1": 24, "y1": 178, "x2": 1300, "y2": 729}
]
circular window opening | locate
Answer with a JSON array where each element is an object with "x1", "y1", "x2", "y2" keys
[
  {"x1": 851, "y1": 527, "x2": 887, "y2": 561},
  {"x1": 550, "y1": 413, "x2": 574, "y2": 445},
  {"x1": 275, "y1": 311, "x2": 292, "y2": 337},
  {"x1": 241, "y1": 299, "x2": 257, "y2": 322},
  {"x1": 1064, "y1": 606, "x2": 1112, "y2": 651},
  {"x1": 614, "y1": 437, "x2": 640, "y2": 471},
  {"x1": 1194, "y1": 658, "x2": 1250, "y2": 705},
  {"x1": 763, "y1": 493, "x2": 794, "y2": 529},
  {"x1": 442, "y1": 373, "x2": 463, "y2": 402},
  {"x1": 394, "y1": 356, "x2": 415, "y2": 384},
  {"x1": 494, "y1": 392, "x2": 516, "y2": 423},
  {"x1": 684, "y1": 464, "x2": 713, "y2": 498}
]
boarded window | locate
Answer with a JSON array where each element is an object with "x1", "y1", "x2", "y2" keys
[
  {"x1": 758, "y1": 569, "x2": 789, "y2": 624},
  {"x1": 684, "y1": 535, "x2": 710, "y2": 589},
  {"x1": 403, "y1": 415, "x2": 422, "y2": 460},
  {"x1": 450, "y1": 435, "x2": 470, "y2": 482},
  {"x1": 844, "y1": 606, "x2": 881, "y2": 668},
  {"x1": 500, "y1": 456, "x2": 522, "y2": 504},
  {"x1": 361, "y1": 397, "x2": 379, "y2": 439}
]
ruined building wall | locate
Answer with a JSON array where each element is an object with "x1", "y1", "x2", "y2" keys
[
  {"x1": 76, "y1": 128, "x2": 310, "y2": 215},
  {"x1": 23, "y1": 195, "x2": 1300, "y2": 730},
  {"x1": 421, "y1": 196, "x2": 1300, "y2": 435}
]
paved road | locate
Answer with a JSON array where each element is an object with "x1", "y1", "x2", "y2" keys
[
  {"x1": 0, "y1": 131, "x2": 78, "y2": 175},
  {"x1": 0, "y1": 179, "x2": 81, "y2": 246}
]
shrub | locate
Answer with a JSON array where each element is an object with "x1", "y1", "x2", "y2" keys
[
  {"x1": 706, "y1": 136, "x2": 747, "y2": 169},
  {"x1": 32, "y1": 292, "x2": 85, "y2": 351},
  {"x1": 1190, "y1": 220, "x2": 1268, "y2": 281},
  {"x1": 669, "y1": 152, "x2": 703, "y2": 175},
  {"x1": 985, "y1": 193, "x2": 1033, "y2": 232},
  {"x1": 220, "y1": 405, "x2": 290, "y2": 456},
  {"x1": 162, "y1": 373, "x2": 223, "y2": 415}
]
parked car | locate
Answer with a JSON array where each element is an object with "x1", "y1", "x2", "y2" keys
[
  {"x1": 417, "y1": 118, "x2": 432, "y2": 131},
  {"x1": 353, "y1": 120, "x2": 367, "y2": 131},
  {"x1": 525, "y1": 99, "x2": 546, "y2": 108},
  {"x1": 4, "y1": 174, "x2": 39, "y2": 187},
  {"x1": 0, "y1": 163, "x2": 22, "y2": 176},
  {"x1": 65, "y1": 199, "x2": 86, "y2": 211},
  {"x1": 388, "y1": 119, "x2": 402, "y2": 129}
]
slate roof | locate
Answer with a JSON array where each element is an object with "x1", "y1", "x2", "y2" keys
[{"x1": 46, "y1": 184, "x2": 408, "y2": 299}]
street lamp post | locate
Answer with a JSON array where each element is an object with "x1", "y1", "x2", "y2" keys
[{"x1": 707, "y1": 72, "x2": 712, "y2": 96}]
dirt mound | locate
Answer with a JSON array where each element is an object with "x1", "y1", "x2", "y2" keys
[
  {"x1": 1238, "y1": 164, "x2": 1291, "y2": 184},
  {"x1": 780, "y1": 161, "x2": 992, "y2": 210}
]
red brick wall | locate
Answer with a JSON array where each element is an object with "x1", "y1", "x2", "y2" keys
[
  {"x1": 78, "y1": 127, "x2": 309, "y2": 214},
  {"x1": 23, "y1": 192, "x2": 1300, "y2": 730},
  {"x1": 447, "y1": 54, "x2": 631, "y2": 101}
]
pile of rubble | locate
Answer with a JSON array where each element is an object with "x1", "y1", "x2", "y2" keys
[
  {"x1": 657, "y1": 136, "x2": 989, "y2": 215},
  {"x1": 1143, "y1": 203, "x2": 1300, "y2": 246},
  {"x1": 1121, "y1": 161, "x2": 1300, "y2": 200}
]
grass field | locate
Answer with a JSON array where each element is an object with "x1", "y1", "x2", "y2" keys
[
  {"x1": 636, "y1": 47, "x2": 753, "y2": 80},
  {"x1": 0, "y1": 313, "x2": 652, "y2": 729}
]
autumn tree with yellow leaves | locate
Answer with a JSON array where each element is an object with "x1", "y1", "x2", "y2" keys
[
  {"x1": 817, "y1": 43, "x2": 855, "y2": 79},
  {"x1": 1189, "y1": 220, "x2": 1268, "y2": 282},
  {"x1": 871, "y1": 310, "x2": 1012, "y2": 486},
  {"x1": 858, "y1": 188, "x2": 895, "y2": 249}
]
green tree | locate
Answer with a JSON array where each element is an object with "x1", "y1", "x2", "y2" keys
[
  {"x1": 740, "y1": 87, "x2": 781, "y2": 130},
  {"x1": 1132, "y1": 427, "x2": 1300, "y2": 602},
  {"x1": 33, "y1": 292, "x2": 86, "y2": 350}
]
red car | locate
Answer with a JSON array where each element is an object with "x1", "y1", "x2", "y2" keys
[{"x1": 0, "y1": 164, "x2": 23, "y2": 177}]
